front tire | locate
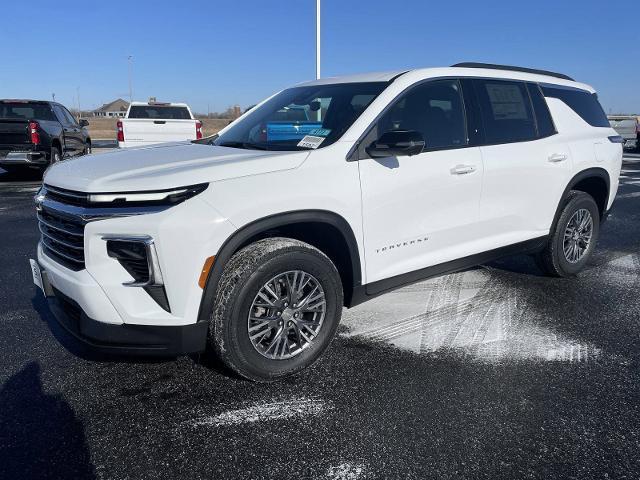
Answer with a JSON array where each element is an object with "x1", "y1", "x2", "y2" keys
[
  {"x1": 536, "y1": 190, "x2": 600, "y2": 277},
  {"x1": 208, "y1": 238, "x2": 343, "y2": 382}
]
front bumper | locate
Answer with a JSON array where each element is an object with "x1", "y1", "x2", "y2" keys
[
  {"x1": 40, "y1": 266, "x2": 208, "y2": 356},
  {"x1": 0, "y1": 150, "x2": 47, "y2": 166}
]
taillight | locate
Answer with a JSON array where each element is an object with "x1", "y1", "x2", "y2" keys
[
  {"x1": 117, "y1": 120, "x2": 124, "y2": 142},
  {"x1": 29, "y1": 121, "x2": 40, "y2": 145},
  {"x1": 195, "y1": 120, "x2": 203, "y2": 140}
]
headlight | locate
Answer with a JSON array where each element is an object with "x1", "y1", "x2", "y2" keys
[{"x1": 87, "y1": 183, "x2": 208, "y2": 206}]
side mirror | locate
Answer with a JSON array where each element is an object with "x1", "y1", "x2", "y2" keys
[
  {"x1": 79, "y1": 119, "x2": 89, "y2": 127},
  {"x1": 366, "y1": 130, "x2": 425, "y2": 158}
]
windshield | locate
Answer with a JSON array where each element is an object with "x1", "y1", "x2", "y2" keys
[{"x1": 213, "y1": 82, "x2": 387, "y2": 151}]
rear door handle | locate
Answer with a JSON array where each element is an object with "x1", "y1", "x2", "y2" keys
[
  {"x1": 450, "y1": 164, "x2": 476, "y2": 175},
  {"x1": 548, "y1": 153, "x2": 568, "y2": 163}
]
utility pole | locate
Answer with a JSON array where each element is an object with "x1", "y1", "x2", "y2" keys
[
  {"x1": 127, "y1": 55, "x2": 133, "y2": 103},
  {"x1": 316, "y1": 0, "x2": 321, "y2": 80},
  {"x1": 77, "y1": 86, "x2": 81, "y2": 118}
]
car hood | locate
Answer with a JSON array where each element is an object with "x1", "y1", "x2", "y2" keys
[{"x1": 44, "y1": 142, "x2": 309, "y2": 192}]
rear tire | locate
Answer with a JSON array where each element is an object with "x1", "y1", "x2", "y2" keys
[
  {"x1": 50, "y1": 146, "x2": 61, "y2": 165},
  {"x1": 535, "y1": 190, "x2": 600, "y2": 277},
  {"x1": 207, "y1": 237, "x2": 343, "y2": 382}
]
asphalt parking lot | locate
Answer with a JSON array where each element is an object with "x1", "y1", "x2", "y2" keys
[{"x1": 1, "y1": 153, "x2": 640, "y2": 480}]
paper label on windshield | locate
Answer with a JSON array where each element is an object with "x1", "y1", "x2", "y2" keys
[{"x1": 297, "y1": 135, "x2": 325, "y2": 149}]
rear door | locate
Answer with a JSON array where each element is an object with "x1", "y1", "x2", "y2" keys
[
  {"x1": 358, "y1": 78, "x2": 484, "y2": 285},
  {"x1": 124, "y1": 105, "x2": 196, "y2": 145},
  {"x1": 470, "y1": 79, "x2": 572, "y2": 244}
]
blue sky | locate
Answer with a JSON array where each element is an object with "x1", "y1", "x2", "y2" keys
[{"x1": 1, "y1": 0, "x2": 638, "y2": 114}]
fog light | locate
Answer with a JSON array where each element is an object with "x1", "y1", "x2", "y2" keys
[{"x1": 104, "y1": 235, "x2": 170, "y2": 312}]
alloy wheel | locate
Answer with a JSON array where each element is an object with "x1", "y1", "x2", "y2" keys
[
  {"x1": 563, "y1": 208, "x2": 593, "y2": 263},
  {"x1": 247, "y1": 270, "x2": 326, "y2": 360}
]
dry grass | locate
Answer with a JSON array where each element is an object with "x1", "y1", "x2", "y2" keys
[{"x1": 84, "y1": 117, "x2": 232, "y2": 140}]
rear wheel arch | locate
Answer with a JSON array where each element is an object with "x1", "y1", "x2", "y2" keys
[
  {"x1": 197, "y1": 210, "x2": 362, "y2": 322},
  {"x1": 553, "y1": 168, "x2": 610, "y2": 226}
]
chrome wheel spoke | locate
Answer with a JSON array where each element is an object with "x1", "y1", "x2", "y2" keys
[{"x1": 248, "y1": 270, "x2": 326, "y2": 360}]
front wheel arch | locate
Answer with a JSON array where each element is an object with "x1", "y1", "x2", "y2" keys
[{"x1": 197, "y1": 210, "x2": 362, "y2": 323}]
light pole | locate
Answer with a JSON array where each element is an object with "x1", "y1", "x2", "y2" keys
[
  {"x1": 316, "y1": 0, "x2": 321, "y2": 80},
  {"x1": 77, "y1": 86, "x2": 81, "y2": 119},
  {"x1": 127, "y1": 55, "x2": 133, "y2": 103}
]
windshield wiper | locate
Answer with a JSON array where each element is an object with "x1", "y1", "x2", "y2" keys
[{"x1": 218, "y1": 141, "x2": 269, "y2": 151}]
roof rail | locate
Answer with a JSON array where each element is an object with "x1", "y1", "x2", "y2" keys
[{"x1": 451, "y1": 62, "x2": 574, "y2": 81}]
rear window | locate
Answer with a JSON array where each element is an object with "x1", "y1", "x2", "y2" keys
[
  {"x1": 541, "y1": 86, "x2": 609, "y2": 127},
  {"x1": 128, "y1": 105, "x2": 192, "y2": 120},
  {"x1": 0, "y1": 102, "x2": 56, "y2": 121}
]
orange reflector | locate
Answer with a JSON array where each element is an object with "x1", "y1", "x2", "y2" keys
[{"x1": 198, "y1": 256, "x2": 216, "y2": 289}]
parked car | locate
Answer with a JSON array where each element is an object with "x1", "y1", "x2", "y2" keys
[
  {"x1": 0, "y1": 100, "x2": 91, "y2": 173},
  {"x1": 607, "y1": 115, "x2": 639, "y2": 151},
  {"x1": 117, "y1": 101, "x2": 202, "y2": 148},
  {"x1": 31, "y1": 63, "x2": 623, "y2": 381}
]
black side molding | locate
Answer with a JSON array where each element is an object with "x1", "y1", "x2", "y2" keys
[{"x1": 349, "y1": 236, "x2": 548, "y2": 307}]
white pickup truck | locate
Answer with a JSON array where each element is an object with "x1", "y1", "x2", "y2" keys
[{"x1": 117, "y1": 102, "x2": 203, "y2": 148}]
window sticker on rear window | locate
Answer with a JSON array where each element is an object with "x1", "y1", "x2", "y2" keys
[
  {"x1": 297, "y1": 135, "x2": 326, "y2": 149},
  {"x1": 308, "y1": 128, "x2": 331, "y2": 137}
]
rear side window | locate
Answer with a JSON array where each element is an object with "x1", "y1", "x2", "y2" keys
[
  {"x1": 541, "y1": 86, "x2": 609, "y2": 127},
  {"x1": 473, "y1": 79, "x2": 537, "y2": 144},
  {"x1": 0, "y1": 102, "x2": 56, "y2": 121},
  {"x1": 128, "y1": 106, "x2": 192, "y2": 119},
  {"x1": 527, "y1": 83, "x2": 556, "y2": 138}
]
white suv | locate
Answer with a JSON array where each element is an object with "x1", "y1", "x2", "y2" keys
[{"x1": 32, "y1": 63, "x2": 623, "y2": 381}]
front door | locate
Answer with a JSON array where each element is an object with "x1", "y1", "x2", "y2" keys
[{"x1": 358, "y1": 79, "x2": 484, "y2": 286}]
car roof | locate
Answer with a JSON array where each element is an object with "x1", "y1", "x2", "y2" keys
[
  {"x1": 129, "y1": 102, "x2": 189, "y2": 107},
  {"x1": 296, "y1": 66, "x2": 595, "y2": 93},
  {"x1": 0, "y1": 99, "x2": 52, "y2": 104}
]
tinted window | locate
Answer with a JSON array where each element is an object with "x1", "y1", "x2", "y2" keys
[
  {"x1": 0, "y1": 102, "x2": 56, "y2": 121},
  {"x1": 53, "y1": 105, "x2": 73, "y2": 125},
  {"x1": 377, "y1": 79, "x2": 467, "y2": 150},
  {"x1": 214, "y1": 82, "x2": 386, "y2": 151},
  {"x1": 128, "y1": 106, "x2": 192, "y2": 119},
  {"x1": 474, "y1": 79, "x2": 536, "y2": 143},
  {"x1": 541, "y1": 86, "x2": 609, "y2": 127},
  {"x1": 61, "y1": 107, "x2": 77, "y2": 126},
  {"x1": 527, "y1": 83, "x2": 556, "y2": 138}
]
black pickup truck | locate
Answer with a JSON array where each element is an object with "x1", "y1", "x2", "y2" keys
[{"x1": 0, "y1": 100, "x2": 91, "y2": 173}]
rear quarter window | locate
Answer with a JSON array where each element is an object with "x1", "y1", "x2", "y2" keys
[
  {"x1": 541, "y1": 86, "x2": 609, "y2": 127},
  {"x1": 128, "y1": 106, "x2": 192, "y2": 120}
]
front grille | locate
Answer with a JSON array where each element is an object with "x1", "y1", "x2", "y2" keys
[
  {"x1": 44, "y1": 184, "x2": 91, "y2": 207},
  {"x1": 38, "y1": 204, "x2": 86, "y2": 270}
]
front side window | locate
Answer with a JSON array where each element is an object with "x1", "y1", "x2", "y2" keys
[
  {"x1": 474, "y1": 79, "x2": 537, "y2": 143},
  {"x1": 53, "y1": 105, "x2": 73, "y2": 126},
  {"x1": 213, "y1": 82, "x2": 387, "y2": 151},
  {"x1": 376, "y1": 79, "x2": 467, "y2": 150}
]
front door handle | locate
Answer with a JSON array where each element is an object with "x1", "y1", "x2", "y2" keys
[
  {"x1": 450, "y1": 164, "x2": 476, "y2": 175},
  {"x1": 548, "y1": 153, "x2": 568, "y2": 163}
]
